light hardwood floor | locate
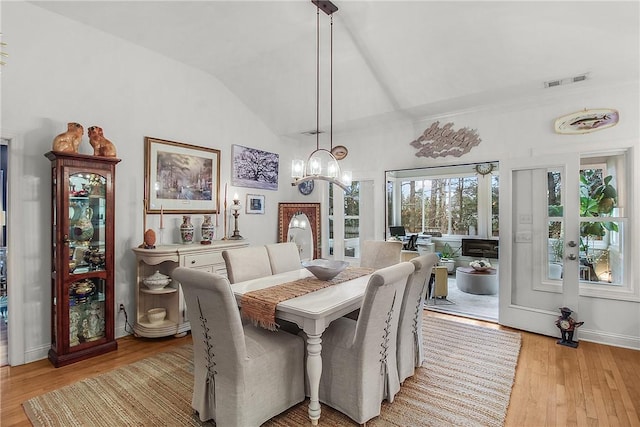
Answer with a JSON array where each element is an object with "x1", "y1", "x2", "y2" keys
[{"x1": 1, "y1": 312, "x2": 639, "y2": 426}]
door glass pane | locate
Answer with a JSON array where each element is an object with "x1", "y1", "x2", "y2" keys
[
  {"x1": 69, "y1": 277, "x2": 106, "y2": 347},
  {"x1": 512, "y1": 167, "x2": 564, "y2": 311},
  {"x1": 547, "y1": 170, "x2": 564, "y2": 281},
  {"x1": 548, "y1": 221, "x2": 564, "y2": 280}
]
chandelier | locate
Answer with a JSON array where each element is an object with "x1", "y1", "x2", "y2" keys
[{"x1": 291, "y1": 0, "x2": 352, "y2": 192}]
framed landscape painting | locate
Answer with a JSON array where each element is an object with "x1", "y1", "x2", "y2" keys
[
  {"x1": 232, "y1": 144, "x2": 279, "y2": 191},
  {"x1": 144, "y1": 136, "x2": 220, "y2": 214}
]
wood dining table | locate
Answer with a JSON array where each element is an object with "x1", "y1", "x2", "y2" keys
[{"x1": 232, "y1": 268, "x2": 372, "y2": 425}]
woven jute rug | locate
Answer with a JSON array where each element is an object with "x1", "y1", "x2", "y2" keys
[{"x1": 23, "y1": 316, "x2": 521, "y2": 426}]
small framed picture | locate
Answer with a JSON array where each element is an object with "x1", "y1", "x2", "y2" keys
[{"x1": 246, "y1": 194, "x2": 265, "y2": 214}]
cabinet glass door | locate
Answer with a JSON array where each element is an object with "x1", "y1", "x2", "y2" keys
[
  {"x1": 68, "y1": 172, "x2": 106, "y2": 274},
  {"x1": 67, "y1": 171, "x2": 107, "y2": 348},
  {"x1": 69, "y1": 277, "x2": 106, "y2": 346}
]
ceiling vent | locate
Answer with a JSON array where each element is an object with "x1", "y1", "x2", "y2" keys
[{"x1": 544, "y1": 73, "x2": 588, "y2": 88}]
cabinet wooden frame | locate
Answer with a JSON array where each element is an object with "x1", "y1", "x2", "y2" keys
[{"x1": 45, "y1": 151, "x2": 120, "y2": 367}]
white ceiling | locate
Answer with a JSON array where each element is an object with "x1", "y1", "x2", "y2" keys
[{"x1": 31, "y1": 1, "x2": 640, "y2": 139}]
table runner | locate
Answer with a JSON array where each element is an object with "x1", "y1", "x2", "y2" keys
[{"x1": 241, "y1": 267, "x2": 374, "y2": 330}]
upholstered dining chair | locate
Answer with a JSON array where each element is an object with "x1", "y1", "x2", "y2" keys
[
  {"x1": 265, "y1": 242, "x2": 302, "y2": 274},
  {"x1": 397, "y1": 253, "x2": 440, "y2": 383},
  {"x1": 359, "y1": 240, "x2": 403, "y2": 270},
  {"x1": 308, "y1": 261, "x2": 415, "y2": 425},
  {"x1": 172, "y1": 267, "x2": 305, "y2": 426},
  {"x1": 222, "y1": 245, "x2": 272, "y2": 283}
]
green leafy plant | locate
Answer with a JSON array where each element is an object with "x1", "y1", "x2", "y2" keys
[
  {"x1": 579, "y1": 172, "x2": 617, "y2": 255},
  {"x1": 551, "y1": 238, "x2": 564, "y2": 263},
  {"x1": 440, "y1": 242, "x2": 460, "y2": 260}
]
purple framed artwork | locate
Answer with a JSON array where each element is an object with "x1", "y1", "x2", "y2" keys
[{"x1": 232, "y1": 144, "x2": 279, "y2": 191}]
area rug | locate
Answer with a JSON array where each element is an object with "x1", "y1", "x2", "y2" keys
[{"x1": 23, "y1": 317, "x2": 521, "y2": 426}]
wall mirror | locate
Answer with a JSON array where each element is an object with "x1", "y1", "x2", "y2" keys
[{"x1": 278, "y1": 202, "x2": 321, "y2": 260}]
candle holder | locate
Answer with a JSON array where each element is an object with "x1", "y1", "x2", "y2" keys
[{"x1": 229, "y1": 199, "x2": 243, "y2": 240}]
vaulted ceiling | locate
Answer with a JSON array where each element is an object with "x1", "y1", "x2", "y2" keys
[{"x1": 31, "y1": 1, "x2": 640, "y2": 139}]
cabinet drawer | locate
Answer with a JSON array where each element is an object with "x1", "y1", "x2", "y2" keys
[{"x1": 183, "y1": 252, "x2": 224, "y2": 268}]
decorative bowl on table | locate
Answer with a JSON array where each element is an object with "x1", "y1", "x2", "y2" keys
[
  {"x1": 147, "y1": 307, "x2": 166, "y2": 324},
  {"x1": 302, "y1": 259, "x2": 349, "y2": 281},
  {"x1": 469, "y1": 259, "x2": 492, "y2": 272},
  {"x1": 142, "y1": 270, "x2": 172, "y2": 290}
]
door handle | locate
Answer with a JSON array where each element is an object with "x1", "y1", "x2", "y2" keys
[
  {"x1": 567, "y1": 254, "x2": 577, "y2": 260},
  {"x1": 567, "y1": 241, "x2": 577, "y2": 247}
]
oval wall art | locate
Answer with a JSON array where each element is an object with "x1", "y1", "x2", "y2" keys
[{"x1": 554, "y1": 108, "x2": 619, "y2": 134}]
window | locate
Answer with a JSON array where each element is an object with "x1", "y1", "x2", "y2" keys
[
  {"x1": 387, "y1": 163, "x2": 498, "y2": 238},
  {"x1": 546, "y1": 152, "x2": 630, "y2": 293},
  {"x1": 329, "y1": 181, "x2": 360, "y2": 257},
  {"x1": 578, "y1": 155, "x2": 626, "y2": 287}
]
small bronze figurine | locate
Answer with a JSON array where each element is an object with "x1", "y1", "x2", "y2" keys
[{"x1": 556, "y1": 307, "x2": 584, "y2": 348}]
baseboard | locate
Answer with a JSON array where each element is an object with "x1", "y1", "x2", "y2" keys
[
  {"x1": 24, "y1": 343, "x2": 50, "y2": 364},
  {"x1": 23, "y1": 327, "x2": 131, "y2": 366},
  {"x1": 579, "y1": 328, "x2": 640, "y2": 350}
]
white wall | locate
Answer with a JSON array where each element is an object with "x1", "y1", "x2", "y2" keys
[
  {"x1": 331, "y1": 81, "x2": 640, "y2": 349},
  {"x1": 1, "y1": 2, "x2": 304, "y2": 364}
]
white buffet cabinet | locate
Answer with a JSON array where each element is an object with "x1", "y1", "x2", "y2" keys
[{"x1": 132, "y1": 241, "x2": 248, "y2": 338}]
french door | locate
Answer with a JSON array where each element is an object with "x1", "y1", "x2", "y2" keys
[{"x1": 499, "y1": 153, "x2": 581, "y2": 336}]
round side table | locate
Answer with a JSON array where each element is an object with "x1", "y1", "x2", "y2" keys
[{"x1": 456, "y1": 266, "x2": 498, "y2": 295}]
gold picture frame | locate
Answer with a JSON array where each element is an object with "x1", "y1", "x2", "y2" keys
[{"x1": 144, "y1": 136, "x2": 221, "y2": 214}]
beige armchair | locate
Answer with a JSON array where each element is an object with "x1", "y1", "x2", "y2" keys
[
  {"x1": 265, "y1": 242, "x2": 302, "y2": 274},
  {"x1": 172, "y1": 267, "x2": 305, "y2": 425},
  {"x1": 397, "y1": 253, "x2": 439, "y2": 383},
  {"x1": 222, "y1": 245, "x2": 272, "y2": 283},
  {"x1": 308, "y1": 261, "x2": 415, "y2": 424},
  {"x1": 360, "y1": 240, "x2": 403, "y2": 269}
]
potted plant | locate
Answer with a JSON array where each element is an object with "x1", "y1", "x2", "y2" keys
[
  {"x1": 579, "y1": 172, "x2": 617, "y2": 281},
  {"x1": 439, "y1": 242, "x2": 459, "y2": 274},
  {"x1": 548, "y1": 237, "x2": 564, "y2": 279}
]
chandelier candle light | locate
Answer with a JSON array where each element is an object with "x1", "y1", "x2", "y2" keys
[{"x1": 291, "y1": 0, "x2": 352, "y2": 192}]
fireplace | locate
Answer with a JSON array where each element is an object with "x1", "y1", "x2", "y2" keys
[{"x1": 461, "y1": 238, "x2": 499, "y2": 259}]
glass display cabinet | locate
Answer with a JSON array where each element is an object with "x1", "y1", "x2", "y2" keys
[{"x1": 45, "y1": 151, "x2": 120, "y2": 367}]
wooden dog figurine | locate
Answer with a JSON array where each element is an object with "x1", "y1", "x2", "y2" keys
[
  {"x1": 52, "y1": 122, "x2": 83, "y2": 153},
  {"x1": 88, "y1": 126, "x2": 117, "y2": 157}
]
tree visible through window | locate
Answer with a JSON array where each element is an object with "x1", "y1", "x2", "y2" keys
[{"x1": 399, "y1": 176, "x2": 479, "y2": 235}]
